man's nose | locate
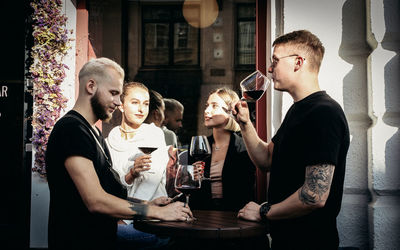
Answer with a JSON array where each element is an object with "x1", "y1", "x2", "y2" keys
[
  {"x1": 268, "y1": 65, "x2": 273, "y2": 73},
  {"x1": 115, "y1": 96, "x2": 122, "y2": 106}
]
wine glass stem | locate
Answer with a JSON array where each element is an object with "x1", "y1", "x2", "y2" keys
[{"x1": 184, "y1": 194, "x2": 190, "y2": 207}]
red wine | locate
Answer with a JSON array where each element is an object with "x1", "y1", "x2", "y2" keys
[
  {"x1": 243, "y1": 90, "x2": 265, "y2": 102},
  {"x1": 191, "y1": 153, "x2": 211, "y2": 162},
  {"x1": 138, "y1": 147, "x2": 158, "y2": 154},
  {"x1": 176, "y1": 186, "x2": 199, "y2": 196}
]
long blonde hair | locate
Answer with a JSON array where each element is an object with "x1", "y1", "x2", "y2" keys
[{"x1": 210, "y1": 87, "x2": 240, "y2": 132}]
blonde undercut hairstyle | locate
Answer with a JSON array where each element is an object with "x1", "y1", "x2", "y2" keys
[
  {"x1": 211, "y1": 87, "x2": 240, "y2": 132},
  {"x1": 273, "y1": 30, "x2": 325, "y2": 73},
  {"x1": 78, "y1": 57, "x2": 125, "y2": 87}
]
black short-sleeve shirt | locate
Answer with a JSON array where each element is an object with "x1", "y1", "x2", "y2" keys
[
  {"x1": 45, "y1": 110, "x2": 125, "y2": 250},
  {"x1": 269, "y1": 91, "x2": 350, "y2": 248}
]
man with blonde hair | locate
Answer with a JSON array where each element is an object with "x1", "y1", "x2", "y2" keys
[
  {"x1": 46, "y1": 58, "x2": 192, "y2": 249},
  {"x1": 235, "y1": 30, "x2": 350, "y2": 249}
]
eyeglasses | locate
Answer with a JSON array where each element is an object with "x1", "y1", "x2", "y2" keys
[{"x1": 270, "y1": 54, "x2": 305, "y2": 68}]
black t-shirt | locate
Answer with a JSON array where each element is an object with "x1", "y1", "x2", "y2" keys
[
  {"x1": 45, "y1": 110, "x2": 126, "y2": 250},
  {"x1": 269, "y1": 91, "x2": 350, "y2": 249}
]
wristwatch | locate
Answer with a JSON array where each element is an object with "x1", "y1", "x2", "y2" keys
[{"x1": 259, "y1": 201, "x2": 271, "y2": 222}]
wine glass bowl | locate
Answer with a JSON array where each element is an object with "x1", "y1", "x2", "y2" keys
[
  {"x1": 137, "y1": 146, "x2": 158, "y2": 174},
  {"x1": 240, "y1": 70, "x2": 271, "y2": 102},
  {"x1": 190, "y1": 136, "x2": 211, "y2": 181},
  {"x1": 138, "y1": 147, "x2": 158, "y2": 155},
  {"x1": 174, "y1": 164, "x2": 201, "y2": 221},
  {"x1": 190, "y1": 136, "x2": 211, "y2": 162}
]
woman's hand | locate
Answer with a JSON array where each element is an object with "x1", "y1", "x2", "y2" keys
[
  {"x1": 125, "y1": 155, "x2": 152, "y2": 184},
  {"x1": 192, "y1": 161, "x2": 205, "y2": 181},
  {"x1": 131, "y1": 155, "x2": 152, "y2": 175},
  {"x1": 149, "y1": 196, "x2": 172, "y2": 206}
]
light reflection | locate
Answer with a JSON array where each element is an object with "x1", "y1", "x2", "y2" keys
[{"x1": 183, "y1": 0, "x2": 219, "y2": 28}]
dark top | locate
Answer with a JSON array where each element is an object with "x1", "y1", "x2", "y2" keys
[
  {"x1": 46, "y1": 110, "x2": 126, "y2": 250},
  {"x1": 269, "y1": 91, "x2": 350, "y2": 249},
  {"x1": 189, "y1": 132, "x2": 256, "y2": 211}
]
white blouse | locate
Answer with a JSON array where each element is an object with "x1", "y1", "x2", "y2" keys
[{"x1": 106, "y1": 123, "x2": 169, "y2": 201}]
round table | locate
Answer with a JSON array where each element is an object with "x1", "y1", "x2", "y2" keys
[{"x1": 134, "y1": 210, "x2": 267, "y2": 240}]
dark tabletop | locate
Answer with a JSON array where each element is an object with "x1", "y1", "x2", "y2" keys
[{"x1": 134, "y1": 210, "x2": 267, "y2": 239}]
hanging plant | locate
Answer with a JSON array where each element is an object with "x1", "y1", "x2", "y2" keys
[{"x1": 30, "y1": 0, "x2": 73, "y2": 176}]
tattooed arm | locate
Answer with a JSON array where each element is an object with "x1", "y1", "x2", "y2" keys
[{"x1": 238, "y1": 164, "x2": 335, "y2": 221}]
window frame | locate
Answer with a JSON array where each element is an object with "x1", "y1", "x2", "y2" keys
[
  {"x1": 141, "y1": 4, "x2": 200, "y2": 68},
  {"x1": 235, "y1": 3, "x2": 256, "y2": 69}
]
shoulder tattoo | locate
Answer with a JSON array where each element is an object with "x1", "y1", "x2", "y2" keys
[{"x1": 299, "y1": 164, "x2": 335, "y2": 205}]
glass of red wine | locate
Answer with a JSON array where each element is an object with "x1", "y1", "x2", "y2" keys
[
  {"x1": 174, "y1": 164, "x2": 201, "y2": 220},
  {"x1": 189, "y1": 136, "x2": 211, "y2": 181},
  {"x1": 137, "y1": 146, "x2": 158, "y2": 174},
  {"x1": 240, "y1": 70, "x2": 271, "y2": 102}
]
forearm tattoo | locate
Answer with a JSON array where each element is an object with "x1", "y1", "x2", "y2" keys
[
  {"x1": 129, "y1": 201, "x2": 148, "y2": 219},
  {"x1": 299, "y1": 164, "x2": 335, "y2": 205}
]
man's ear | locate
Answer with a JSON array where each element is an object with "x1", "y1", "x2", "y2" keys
[
  {"x1": 294, "y1": 57, "x2": 304, "y2": 72},
  {"x1": 86, "y1": 79, "x2": 97, "y2": 95}
]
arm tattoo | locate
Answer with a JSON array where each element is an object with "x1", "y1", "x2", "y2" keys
[
  {"x1": 128, "y1": 201, "x2": 148, "y2": 219},
  {"x1": 299, "y1": 164, "x2": 335, "y2": 205}
]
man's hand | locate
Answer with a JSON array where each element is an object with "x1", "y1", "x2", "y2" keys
[
  {"x1": 148, "y1": 201, "x2": 193, "y2": 221},
  {"x1": 231, "y1": 100, "x2": 251, "y2": 127},
  {"x1": 237, "y1": 201, "x2": 262, "y2": 221}
]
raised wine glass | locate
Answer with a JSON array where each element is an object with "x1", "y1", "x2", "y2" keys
[
  {"x1": 190, "y1": 135, "x2": 211, "y2": 181},
  {"x1": 240, "y1": 70, "x2": 271, "y2": 102},
  {"x1": 137, "y1": 145, "x2": 158, "y2": 174},
  {"x1": 174, "y1": 164, "x2": 201, "y2": 220}
]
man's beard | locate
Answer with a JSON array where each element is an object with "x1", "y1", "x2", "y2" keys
[{"x1": 91, "y1": 91, "x2": 111, "y2": 122}]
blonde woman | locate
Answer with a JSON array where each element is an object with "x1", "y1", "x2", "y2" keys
[
  {"x1": 189, "y1": 87, "x2": 256, "y2": 211},
  {"x1": 106, "y1": 82, "x2": 171, "y2": 248}
]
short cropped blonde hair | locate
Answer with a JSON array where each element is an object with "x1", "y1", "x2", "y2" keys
[
  {"x1": 209, "y1": 87, "x2": 240, "y2": 132},
  {"x1": 78, "y1": 57, "x2": 125, "y2": 86}
]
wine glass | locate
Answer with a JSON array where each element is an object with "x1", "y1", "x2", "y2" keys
[
  {"x1": 190, "y1": 136, "x2": 211, "y2": 181},
  {"x1": 137, "y1": 146, "x2": 158, "y2": 174},
  {"x1": 174, "y1": 164, "x2": 201, "y2": 220},
  {"x1": 240, "y1": 70, "x2": 271, "y2": 102}
]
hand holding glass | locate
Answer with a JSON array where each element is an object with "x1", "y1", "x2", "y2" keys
[
  {"x1": 137, "y1": 146, "x2": 158, "y2": 174},
  {"x1": 174, "y1": 164, "x2": 201, "y2": 221},
  {"x1": 190, "y1": 136, "x2": 211, "y2": 181}
]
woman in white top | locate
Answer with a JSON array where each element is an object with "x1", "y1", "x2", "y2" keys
[
  {"x1": 106, "y1": 82, "x2": 170, "y2": 248},
  {"x1": 106, "y1": 82, "x2": 169, "y2": 200}
]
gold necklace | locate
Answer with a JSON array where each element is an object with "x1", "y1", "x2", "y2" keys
[
  {"x1": 119, "y1": 126, "x2": 138, "y2": 133},
  {"x1": 119, "y1": 126, "x2": 138, "y2": 140}
]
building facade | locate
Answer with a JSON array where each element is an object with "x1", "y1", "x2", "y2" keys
[{"x1": 1, "y1": 0, "x2": 398, "y2": 249}]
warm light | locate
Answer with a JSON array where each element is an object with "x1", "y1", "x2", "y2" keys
[{"x1": 183, "y1": 0, "x2": 219, "y2": 28}]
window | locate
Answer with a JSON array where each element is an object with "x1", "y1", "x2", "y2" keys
[
  {"x1": 142, "y1": 6, "x2": 199, "y2": 66},
  {"x1": 236, "y1": 4, "x2": 256, "y2": 66}
]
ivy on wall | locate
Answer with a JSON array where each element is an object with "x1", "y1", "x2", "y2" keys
[{"x1": 30, "y1": 0, "x2": 73, "y2": 176}]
